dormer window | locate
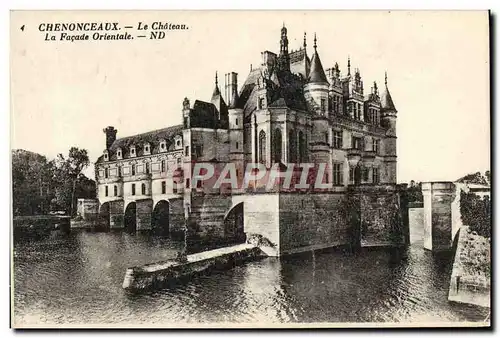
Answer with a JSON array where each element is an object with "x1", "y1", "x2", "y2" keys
[
  {"x1": 103, "y1": 150, "x2": 109, "y2": 162},
  {"x1": 174, "y1": 135, "x2": 183, "y2": 150},
  {"x1": 130, "y1": 145, "x2": 136, "y2": 158},
  {"x1": 159, "y1": 139, "x2": 167, "y2": 152},
  {"x1": 143, "y1": 142, "x2": 151, "y2": 155},
  {"x1": 116, "y1": 148, "x2": 122, "y2": 160}
]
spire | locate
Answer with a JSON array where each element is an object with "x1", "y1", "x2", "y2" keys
[
  {"x1": 381, "y1": 71, "x2": 397, "y2": 111},
  {"x1": 211, "y1": 71, "x2": 221, "y2": 98},
  {"x1": 278, "y1": 24, "x2": 290, "y2": 71},
  {"x1": 307, "y1": 34, "x2": 328, "y2": 85},
  {"x1": 347, "y1": 56, "x2": 351, "y2": 76}
]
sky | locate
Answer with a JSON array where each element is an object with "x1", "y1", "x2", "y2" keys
[{"x1": 10, "y1": 10, "x2": 490, "y2": 183}]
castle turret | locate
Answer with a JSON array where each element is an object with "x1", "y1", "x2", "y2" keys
[
  {"x1": 304, "y1": 34, "x2": 330, "y2": 170},
  {"x1": 380, "y1": 72, "x2": 398, "y2": 183},
  {"x1": 304, "y1": 34, "x2": 329, "y2": 116},
  {"x1": 227, "y1": 72, "x2": 244, "y2": 185}
]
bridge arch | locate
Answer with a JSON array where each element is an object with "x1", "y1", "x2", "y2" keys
[
  {"x1": 223, "y1": 202, "x2": 245, "y2": 243},
  {"x1": 98, "y1": 202, "x2": 110, "y2": 231},
  {"x1": 152, "y1": 200, "x2": 170, "y2": 235},
  {"x1": 124, "y1": 202, "x2": 137, "y2": 233}
]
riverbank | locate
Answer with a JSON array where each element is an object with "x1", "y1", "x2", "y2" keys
[{"x1": 448, "y1": 226, "x2": 490, "y2": 308}]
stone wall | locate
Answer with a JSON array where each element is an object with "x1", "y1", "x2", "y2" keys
[
  {"x1": 409, "y1": 207, "x2": 424, "y2": 244},
  {"x1": 109, "y1": 200, "x2": 124, "y2": 229},
  {"x1": 77, "y1": 199, "x2": 98, "y2": 220},
  {"x1": 348, "y1": 184, "x2": 408, "y2": 248},
  {"x1": 278, "y1": 193, "x2": 350, "y2": 255},
  {"x1": 136, "y1": 199, "x2": 153, "y2": 231},
  {"x1": 422, "y1": 182, "x2": 456, "y2": 251},
  {"x1": 188, "y1": 194, "x2": 232, "y2": 239},
  {"x1": 233, "y1": 194, "x2": 280, "y2": 256}
]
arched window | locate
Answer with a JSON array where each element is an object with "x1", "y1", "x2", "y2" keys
[
  {"x1": 114, "y1": 185, "x2": 117, "y2": 196},
  {"x1": 273, "y1": 128, "x2": 282, "y2": 163},
  {"x1": 289, "y1": 129, "x2": 297, "y2": 163},
  {"x1": 141, "y1": 183, "x2": 146, "y2": 195},
  {"x1": 298, "y1": 131, "x2": 306, "y2": 163},
  {"x1": 259, "y1": 130, "x2": 266, "y2": 164}
]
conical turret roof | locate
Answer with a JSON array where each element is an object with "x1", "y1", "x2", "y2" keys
[
  {"x1": 381, "y1": 72, "x2": 397, "y2": 111},
  {"x1": 307, "y1": 34, "x2": 329, "y2": 85}
]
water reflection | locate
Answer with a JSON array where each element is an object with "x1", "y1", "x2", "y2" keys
[{"x1": 13, "y1": 231, "x2": 488, "y2": 326}]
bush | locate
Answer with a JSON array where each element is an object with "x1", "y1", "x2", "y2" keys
[{"x1": 460, "y1": 190, "x2": 491, "y2": 238}]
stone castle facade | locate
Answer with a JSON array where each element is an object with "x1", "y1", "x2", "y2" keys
[{"x1": 95, "y1": 26, "x2": 408, "y2": 256}]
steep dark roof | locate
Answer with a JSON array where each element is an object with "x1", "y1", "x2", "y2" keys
[
  {"x1": 381, "y1": 85, "x2": 397, "y2": 111},
  {"x1": 97, "y1": 124, "x2": 184, "y2": 163},
  {"x1": 238, "y1": 68, "x2": 308, "y2": 122},
  {"x1": 307, "y1": 51, "x2": 329, "y2": 84}
]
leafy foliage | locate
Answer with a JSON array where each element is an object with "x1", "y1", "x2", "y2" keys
[
  {"x1": 460, "y1": 190, "x2": 491, "y2": 238},
  {"x1": 407, "y1": 180, "x2": 423, "y2": 203},
  {"x1": 456, "y1": 171, "x2": 489, "y2": 185},
  {"x1": 12, "y1": 148, "x2": 95, "y2": 216}
]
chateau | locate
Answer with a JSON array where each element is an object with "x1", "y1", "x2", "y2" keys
[{"x1": 95, "y1": 26, "x2": 408, "y2": 256}]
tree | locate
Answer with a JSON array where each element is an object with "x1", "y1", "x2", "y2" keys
[
  {"x1": 54, "y1": 147, "x2": 90, "y2": 216},
  {"x1": 12, "y1": 149, "x2": 55, "y2": 215},
  {"x1": 456, "y1": 171, "x2": 488, "y2": 185}
]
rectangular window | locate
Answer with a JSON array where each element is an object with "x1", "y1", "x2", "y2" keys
[
  {"x1": 349, "y1": 167, "x2": 354, "y2": 183},
  {"x1": 235, "y1": 118, "x2": 238, "y2": 126},
  {"x1": 373, "y1": 139, "x2": 380, "y2": 154},
  {"x1": 105, "y1": 168, "x2": 109, "y2": 179},
  {"x1": 320, "y1": 98, "x2": 326, "y2": 112},
  {"x1": 333, "y1": 131, "x2": 343, "y2": 149},
  {"x1": 114, "y1": 185, "x2": 117, "y2": 196},
  {"x1": 185, "y1": 178, "x2": 190, "y2": 189},
  {"x1": 131, "y1": 184, "x2": 136, "y2": 196},
  {"x1": 363, "y1": 167, "x2": 370, "y2": 182},
  {"x1": 177, "y1": 157, "x2": 182, "y2": 167},
  {"x1": 194, "y1": 144, "x2": 203, "y2": 157},
  {"x1": 105, "y1": 186, "x2": 108, "y2": 197},
  {"x1": 145, "y1": 162, "x2": 150, "y2": 174},
  {"x1": 333, "y1": 163, "x2": 343, "y2": 185},
  {"x1": 173, "y1": 183, "x2": 178, "y2": 194},
  {"x1": 141, "y1": 184, "x2": 146, "y2": 195},
  {"x1": 197, "y1": 179, "x2": 203, "y2": 189},
  {"x1": 118, "y1": 166, "x2": 122, "y2": 177},
  {"x1": 161, "y1": 181, "x2": 166, "y2": 194},
  {"x1": 185, "y1": 146, "x2": 190, "y2": 156},
  {"x1": 373, "y1": 168, "x2": 380, "y2": 184},
  {"x1": 131, "y1": 165, "x2": 136, "y2": 176},
  {"x1": 236, "y1": 142, "x2": 239, "y2": 150},
  {"x1": 259, "y1": 97, "x2": 265, "y2": 109},
  {"x1": 352, "y1": 137, "x2": 362, "y2": 150},
  {"x1": 161, "y1": 160, "x2": 165, "y2": 172}
]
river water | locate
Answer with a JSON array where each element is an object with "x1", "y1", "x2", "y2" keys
[{"x1": 13, "y1": 230, "x2": 488, "y2": 327}]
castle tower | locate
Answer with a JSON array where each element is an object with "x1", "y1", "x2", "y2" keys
[
  {"x1": 304, "y1": 34, "x2": 330, "y2": 176},
  {"x1": 227, "y1": 74, "x2": 244, "y2": 188},
  {"x1": 380, "y1": 72, "x2": 398, "y2": 183}
]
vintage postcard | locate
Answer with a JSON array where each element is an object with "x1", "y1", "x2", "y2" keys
[{"x1": 10, "y1": 10, "x2": 491, "y2": 328}]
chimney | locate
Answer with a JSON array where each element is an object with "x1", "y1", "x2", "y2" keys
[
  {"x1": 103, "y1": 126, "x2": 117, "y2": 149},
  {"x1": 225, "y1": 72, "x2": 238, "y2": 107}
]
